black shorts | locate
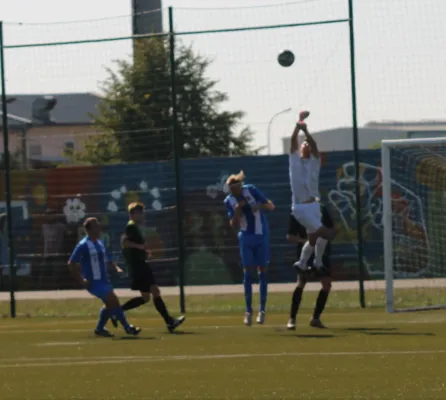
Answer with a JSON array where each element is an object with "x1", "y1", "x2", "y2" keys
[{"x1": 130, "y1": 262, "x2": 157, "y2": 292}]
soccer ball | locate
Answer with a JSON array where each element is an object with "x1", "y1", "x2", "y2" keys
[{"x1": 278, "y1": 50, "x2": 295, "y2": 67}]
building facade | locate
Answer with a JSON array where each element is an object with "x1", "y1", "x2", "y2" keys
[
  {"x1": 0, "y1": 93, "x2": 101, "y2": 165},
  {"x1": 281, "y1": 121, "x2": 446, "y2": 153}
]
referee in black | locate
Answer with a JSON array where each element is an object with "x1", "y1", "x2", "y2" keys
[{"x1": 286, "y1": 202, "x2": 335, "y2": 330}]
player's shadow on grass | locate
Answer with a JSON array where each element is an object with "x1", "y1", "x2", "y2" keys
[
  {"x1": 294, "y1": 334, "x2": 337, "y2": 339},
  {"x1": 343, "y1": 328, "x2": 435, "y2": 337},
  {"x1": 273, "y1": 327, "x2": 337, "y2": 338},
  {"x1": 167, "y1": 330, "x2": 199, "y2": 336},
  {"x1": 113, "y1": 336, "x2": 157, "y2": 341},
  {"x1": 345, "y1": 327, "x2": 398, "y2": 332},
  {"x1": 364, "y1": 332, "x2": 435, "y2": 337},
  {"x1": 274, "y1": 332, "x2": 337, "y2": 339}
]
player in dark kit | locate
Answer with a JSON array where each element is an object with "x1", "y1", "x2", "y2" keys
[
  {"x1": 113, "y1": 202, "x2": 185, "y2": 332},
  {"x1": 286, "y1": 203, "x2": 335, "y2": 330}
]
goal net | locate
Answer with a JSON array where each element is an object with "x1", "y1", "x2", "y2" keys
[{"x1": 382, "y1": 138, "x2": 446, "y2": 312}]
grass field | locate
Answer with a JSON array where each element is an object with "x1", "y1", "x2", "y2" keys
[{"x1": 1, "y1": 290, "x2": 446, "y2": 399}]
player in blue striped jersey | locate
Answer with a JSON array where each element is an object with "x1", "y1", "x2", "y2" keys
[
  {"x1": 68, "y1": 217, "x2": 141, "y2": 337},
  {"x1": 224, "y1": 171, "x2": 275, "y2": 325}
]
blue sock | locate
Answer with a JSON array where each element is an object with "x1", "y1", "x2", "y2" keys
[
  {"x1": 95, "y1": 307, "x2": 110, "y2": 332},
  {"x1": 243, "y1": 270, "x2": 253, "y2": 314},
  {"x1": 111, "y1": 307, "x2": 131, "y2": 331},
  {"x1": 259, "y1": 271, "x2": 268, "y2": 312}
]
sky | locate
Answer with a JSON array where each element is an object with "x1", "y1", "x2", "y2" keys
[{"x1": 0, "y1": 0, "x2": 445, "y2": 154}]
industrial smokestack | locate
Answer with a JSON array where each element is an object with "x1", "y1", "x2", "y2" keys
[{"x1": 132, "y1": 0, "x2": 163, "y2": 35}]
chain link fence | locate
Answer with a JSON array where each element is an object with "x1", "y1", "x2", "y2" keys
[{"x1": 0, "y1": 0, "x2": 444, "y2": 315}]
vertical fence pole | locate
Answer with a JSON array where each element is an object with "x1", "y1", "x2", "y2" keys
[
  {"x1": 168, "y1": 7, "x2": 186, "y2": 313},
  {"x1": 0, "y1": 22, "x2": 17, "y2": 317},
  {"x1": 348, "y1": 1, "x2": 365, "y2": 308}
]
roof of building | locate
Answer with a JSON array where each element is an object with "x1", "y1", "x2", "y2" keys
[
  {"x1": 365, "y1": 120, "x2": 446, "y2": 131},
  {"x1": 281, "y1": 122, "x2": 446, "y2": 153},
  {"x1": 2, "y1": 93, "x2": 101, "y2": 127},
  {"x1": 0, "y1": 112, "x2": 33, "y2": 130}
]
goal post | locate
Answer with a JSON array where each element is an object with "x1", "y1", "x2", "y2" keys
[{"x1": 382, "y1": 137, "x2": 446, "y2": 313}]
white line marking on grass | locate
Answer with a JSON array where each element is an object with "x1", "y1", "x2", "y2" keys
[
  {"x1": 1, "y1": 314, "x2": 446, "y2": 335},
  {"x1": 0, "y1": 312, "x2": 380, "y2": 329},
  {"x1": 35, "y1": 341, "x2": 88, "y2": 347},
  {"x1": 2, "y1": 310, "x2": 445, "y2": 330},
  {"x1": 1, "y1": 278, "x2": 445, "y2": 301},
  {"x1": 0, "y1": 328, "x2": 88, "y2": 334},
  {"x1": 1, "y1": 350, "x2": 446, "y2": 369}
]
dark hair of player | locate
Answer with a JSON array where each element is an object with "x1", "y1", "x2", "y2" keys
[{"x1": 83, "y1": 217, "x2": 98, "y2": 231}]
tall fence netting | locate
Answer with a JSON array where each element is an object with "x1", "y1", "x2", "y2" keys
[{"x1": 0, "y1": 0, "x2": 444, "y2": 315}]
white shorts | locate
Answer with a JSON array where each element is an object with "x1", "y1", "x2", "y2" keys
[{"x1": 292, "y1": 202, "x2": 322, "y2": 233}]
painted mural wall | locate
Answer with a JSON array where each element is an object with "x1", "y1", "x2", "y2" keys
[{"x1": 0, "y1": 149, "x2": 436, "y2": 291}]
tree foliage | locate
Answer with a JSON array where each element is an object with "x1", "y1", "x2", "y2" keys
[{"x1": 68, "y1": 38, "x2": 255, "y2": 164}]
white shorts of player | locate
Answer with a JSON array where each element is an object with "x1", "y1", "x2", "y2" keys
[{"x1": 292, "y1": 201, "x2": 322, "y2": 234}]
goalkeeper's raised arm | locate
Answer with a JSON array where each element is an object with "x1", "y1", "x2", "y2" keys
[
  {"x1": 290, "y1": 111, "x2": 308, "y2": 153},
  {"x1": 298, "y1": 112, "x2": 319, "y2": 158},
  {"x1": 290, "y1": 111, "x2": 319, "y2": 157},
  {"x1": 290, "y1": 120, "x2": 301, "y2": 154}
]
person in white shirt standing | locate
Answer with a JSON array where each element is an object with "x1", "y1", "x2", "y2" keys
[{"x1": 289, "y1": 111, "x2": 335, "y2": 272}]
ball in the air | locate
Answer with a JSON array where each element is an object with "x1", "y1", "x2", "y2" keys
[{"x1": 278, "y1": 50, "x2": 295, "y2": 67}]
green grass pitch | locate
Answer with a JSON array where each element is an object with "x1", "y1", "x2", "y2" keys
[{"x1": 1, "y1": 290, "x2": 445, "y2": 399}]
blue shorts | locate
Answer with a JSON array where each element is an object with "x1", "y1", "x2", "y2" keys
[
  {"x1": 239, "y1": 234, "x2": 270, "y2": 268},
  {"x1": 88, "y1": 281, "x2": 114, "y2": 301}
]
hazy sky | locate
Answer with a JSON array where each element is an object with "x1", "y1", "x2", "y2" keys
[{"x1": 1, "y1": 0, "x2": 445, "y2": 154}]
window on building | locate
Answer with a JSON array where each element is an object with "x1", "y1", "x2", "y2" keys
[
  {"x1": 29, "y1": 144, "x2": 42, "y2": 157},
  {"x1": 64, "y1": 141, "x2": 75, "y2": 151}
]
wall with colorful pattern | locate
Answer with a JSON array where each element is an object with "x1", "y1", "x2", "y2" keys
[{"x1": 0, "y1": 149, "x2": 436, "y2": 291}]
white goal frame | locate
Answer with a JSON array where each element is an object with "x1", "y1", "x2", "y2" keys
[{"x1": 382, "y1": 137, "x2": 446, "y2": 313}]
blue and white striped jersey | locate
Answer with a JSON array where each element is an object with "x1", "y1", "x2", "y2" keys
[
  {"x1": 69, "y1": 237, "x2": 112, "y2": 283},
  {"x1": 224, "y1": 184, "x2": 270, "y2": 236}
]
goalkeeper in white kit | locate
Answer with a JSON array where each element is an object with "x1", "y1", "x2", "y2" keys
[{"x1": 288, "y1": 111, "x2": 335, "y2": 272}]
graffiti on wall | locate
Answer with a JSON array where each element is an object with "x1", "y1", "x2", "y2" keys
[
  {"x1": 107, "y1": 181, "x2": 163, "y2": 213},
  {"x1": 328, "y1": 161, "x2": 428, "y2": 279},
  {"x1": 183, "y1": 189, "x2": 237, "y2": 285},
  {"x1": 206, "y1": 172, "x2": 230, "y2": 199},
  {"x1": 0, "y1": 149, "x2": 442, "y2": 290}
]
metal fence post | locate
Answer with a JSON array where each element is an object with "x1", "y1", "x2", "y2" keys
[
  {"x1": 168, "y1": 7, "x2": 186, "y2": 313},
  {"x1": 348, "y1": 0, "x2": 366, "y2": 308},
  {"x1": 0, "y1": 21, "x2": 17, "y2": 317}
]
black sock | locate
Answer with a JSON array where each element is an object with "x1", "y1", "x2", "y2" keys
[
  {"x1": 290, "y1": 287, "x2": 304, "y2": 319},
  {"x1": 122, "y1": 296, "x2": 146, "y2": 311},
  {"x1": 313, "y1": 289, "x2": 330, "y2": 320},
  {"x1": 154, "y1": 296, "x2": 173, "y2": 324}
]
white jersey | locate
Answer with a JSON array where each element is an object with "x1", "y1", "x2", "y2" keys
[{"x1": 289, "y1": 153, "x2": 321, "y2": 205}]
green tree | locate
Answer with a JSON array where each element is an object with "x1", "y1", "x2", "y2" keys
[
  {"x1": 68, "y1": 37, "x2": 255, "y2": 164},
  {"x1": 63, "y1": 132, "x2": 121, "y2": 165}
]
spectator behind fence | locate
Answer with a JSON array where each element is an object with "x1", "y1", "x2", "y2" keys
[{"x1": 40, "y1": 209, "x2": 68, "y2": 289}]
